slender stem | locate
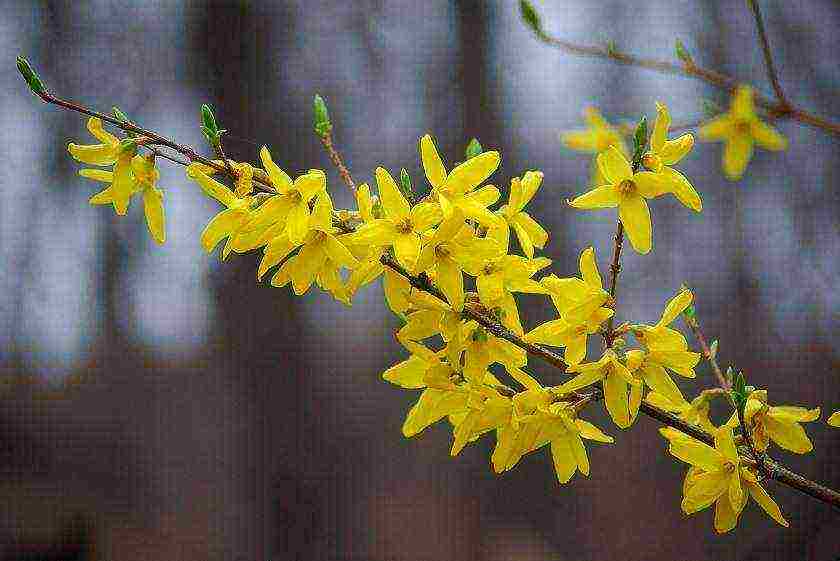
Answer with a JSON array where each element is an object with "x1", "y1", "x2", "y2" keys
[
  {"x1": 528, "y1": 26, "x2": 839, "y2": 135},
  {"x1": 684, "y1": 314, "x2": 729, "y2": 390},
  {"x1": 38, "y1": 91, "x2": 275, "y2": 194},
  {"x1": 319, "y1": 133, "x2": 357, "y2": 192},
  {"x1": 604, "y1": 220, "x2": 624, "y2": 346},
  {"x1": 684, "y1": 311, "x2": 769, "y2": 481},
  {"x1": 746, "y1": 0, "x2": 788, "y2": 107},
  {"x1": 35, "y1": 84, "x2": 840, "y2": 511}
]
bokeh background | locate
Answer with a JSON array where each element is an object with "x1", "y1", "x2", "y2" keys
[{"x1": 1, "y1": 0, "x2": 839, "y2": 559}]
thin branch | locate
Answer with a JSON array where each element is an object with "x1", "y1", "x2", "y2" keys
[
  {"x1": 603, "y1": 220, "x2": 624, "y2": 347},
  {"x1": 528, "y1": 26, "x2": 840, "y2": 135},
  {"x1": 684, "y1": 310, "x2": 775, "y2": 489},
  {"x1": 37, "y1": 90, "x2": 275, "y2": 194},
  {"x1": 34, "y1": 84, "x2": 840, "y2": 511},
  {"x1": 319, "y1": 132, "x2": 357, "y2": 193},
  {"x1": 684, "y1": 312, "x2": 729, "y2": 390},
  {"x1": 746, "y1": 0, "x2": 789, "y2": 107}
]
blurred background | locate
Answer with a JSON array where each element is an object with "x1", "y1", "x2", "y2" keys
[{"x1": 1, "y1": 0, "x2": 839, "y2": 559}]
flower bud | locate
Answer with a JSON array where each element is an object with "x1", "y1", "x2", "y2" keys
[
  {"x1": 313, "y1": 94, "x2": 332, "y2": 137},
  {"x1": 16, "y1": 56, "x2": 46, "y2": 96}
]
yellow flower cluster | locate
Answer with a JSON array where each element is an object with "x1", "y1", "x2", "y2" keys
[
  {"x1": 62, "y1": 92, "x2": 827, "y2": 537},
  {"x1": 69, "y1": 118, "x2": 166, "y2": 243}
]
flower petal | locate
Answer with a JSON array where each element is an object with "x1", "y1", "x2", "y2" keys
[
  {"x1": 420, "y1": 134, "x2": 447, "y2": 189},
  {"x1": 723, "y1": 134, "x2": 754, "y2": 181},
  {"x1": 618, "y1": 195, "x2": 652, "y2": 254},
  {"x1": 444, "y1": 151, "x2": 500, "y2": 195},
  {"x1": 751, "y1": 120, "x2": 788, "y2": 151},
  {"x1": 597, "y1": 145, "x2": 632, "y2": 184},
  {"x1": 659, "y1": 167, "x2": 702, "y2": 212},
  {"x1": 259, "y1": 145, "x2": 293, "y2": 193},
  {"x1": 142, "y1": 186, "x2": 166, "y2": 244},
  {"x1": 569, "y1": 185, "x2": 619, "y2": 209},
  {"x1": 376, "y1": 167, "x2": 410, "y2": 220}
]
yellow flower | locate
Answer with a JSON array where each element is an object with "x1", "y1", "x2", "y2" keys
[
  {"x1": 526, "y1": 247, "x2": 613, "y2": 365},
  {"x1": 560, "y1": 107, "x2": 630, "y2": 185},
  {"x1": 727, "y1": 390, "x2": 820, "y2": 454},
  {"x1": 268, "y1": 193, "x2": 358, "y2": 297},
  {"x1": 699, "y1": 85, "x2": 788, "y2": 180},
  {"x1": 396, "y1": 291, "x2": 463, "y2": 345},
  {"x1": 345, "y1": 183, "x2": 388, "y2": 298},
  {"x1": 384, "y1": 340, "x2": 504, "y2": 439},
  {"x1": 70, "y1": 117, "x2": 137, "y2": 216},
  {"x1": 631, "y1": 288, "x2": 701, "y2": 380},
  {"x1": 414, "y1": 209, "x2": 503, "y2": 311},
  {"x1": 649, "y1": 390, "x2": 717, "y2": 435},
  {"x1": 419, "y1": 134, "x2": 502, "y2": 227},
  {"x1": 569, "y1": 146, "x2": 668, "y2": 254},
  {"x1": 664, "y1": 426, "x2": 788, "y2": 532},
  {"x1": 642, "y1": 102, "x2": 702, "y2": 212},
  {"x1": 496, "y1": 171, "x2": 549, "y2": 258},
  {"x1": 242, "y1": 146, "x2": 326, "y2": 246},
  {"x1": 491, "y1": 369, "x2": 613, "y2": 482},
  {"x1": 458, "y1": 322, "x2": 527, "y2": 379},
  {"x1": 188, "y1": 163, "x2": 255, "y2": 258},
  {"x1": 130, "y1": 155, "x2": 166, "y2": 244},
  {"x1": 828, "y1": 411, "x2": 840, "y2": 427},
  {"x1": 462, "y1": 253, "x2": 550, "y2": 308},
  {"x1": 350, "y1": 167, "x2": 442, "y2": 268},
  {"x1": 559, "y1": 349, "x2": 641, "y2": 429},
  {"x1": 68, "y1": 117, "x2": 121, "y2": 166}
]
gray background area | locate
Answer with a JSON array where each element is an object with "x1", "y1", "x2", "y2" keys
[{"x1": 0, "y1": 0, "x2": 839, "y2": 559}]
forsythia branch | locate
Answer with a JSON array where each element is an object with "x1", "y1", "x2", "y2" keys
[{"x1": 521, "y1": 3, "x2": 840, "y2": 136}]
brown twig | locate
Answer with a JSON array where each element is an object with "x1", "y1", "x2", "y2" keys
[
  {"x1": 319, "y1": 133, "x2": 357, "y2": 192},
  {"x1": 603, "y1": 220, "x2": 624, "y2": 346},
  {"x1": 38, "y1": 91, "x2": 275, "y2": 194},
  {"x1": 528, "y1": 24, "x2": 840, "y2": 135},
  {"x1": 683, "y1": 310, "x2": 774, "y2": 487},
  {"x1": 747, "y1": 0, "x2": 789, "y2": 108}
]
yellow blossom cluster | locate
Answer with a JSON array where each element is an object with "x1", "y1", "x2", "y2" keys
[{"x1": 60, "y1": 91, "x2": 835, "y2": 537}]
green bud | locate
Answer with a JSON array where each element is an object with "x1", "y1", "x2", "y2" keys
[
  {"x1": 113, "y1": 106, "x2": 131, "y2": 124},
  {"x1": 200, "y1": 103, "x2": 222, "y2": 146},
  {"x1": 465, "y1": 138, "x2": 482, "y2": 160},
  {"x1": 675, "y1": 39, "x2": 692, "y2": 65},
  {"x1": 112, "y1": 106, "x2": 137, "y2": 138},
  {"x1": 709, "y1": 339, "x2": 719, "y2": 360},
  {"x1": 519, "y1": 0, "x2": 542, "y2": 35},
  {"x1": 606, "y1": 39, "x2": 618, "y2": 56},
  {"x1": 633, "y1": 116, "x2": 648, "y2": 155},
  {"x1": 725, "y1": 366, "x2": 735, "y2": 385},
  {"x1": 119, "y1": 138, "x2": 138, "y2": 155},
  {"x1": 399, "y1": 168, "x2": 415, "y2": 203},
  {"x1": 17, "y1": 56, "x2": 46, "y2": 96},
  {"x1": 313, "y1": 94, "x2": 332, "y2": 137},
  {"x1": 683, "y1": 304, "x2": 696, "y2": 321}
]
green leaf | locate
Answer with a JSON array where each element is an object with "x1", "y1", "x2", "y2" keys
[
  {"x1": 519, "y1": 0, "x2": 542, "y2": 35},
  {"x1": 631, "y1": 116, "x2": 648, "y2": 169},
  {"x1": 399, "y1": 168, "x2": 415, "y2": 204},
  {"x1": 313, "y1": 94, "x2": 332, "y2": 137},
  {"x1": 465, "y1": 138, "x2": 482, "y2": 160},
  {"x1": 200, "y1": 103, "x2": 222, "y2": 146},
  {"x1": 674, "y1": 39, "x2": 692, "y2": 64},
  {"x1": 709, "y1": 339, "x2": 718, "y2": 360},
  {"x1": 16, "y1": 56, "x2": 46, "y2": 96},
  {"x1": 112, "y1": 106, "x2": 137, "y2": 138}
]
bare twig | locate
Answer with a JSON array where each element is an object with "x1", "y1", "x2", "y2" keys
[
  {"x1": 527, "y1": 25, "x2": 840, "y2": 135},
  {"x1": 747, "y1": 0, "x2": 789, "y2": 107}
]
